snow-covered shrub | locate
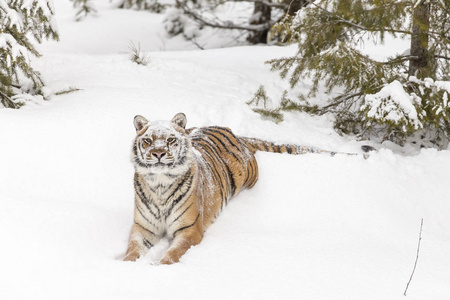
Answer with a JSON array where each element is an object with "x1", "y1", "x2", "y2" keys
[
  {"x1": 0, "y1": 0, "x2": 59, "y2": 108},
  {"x1": 163, "y1": 7, "x2": 201, "y2": 39},
  {"x1": 361, "y1": 80, "x2": 424, "y2": 143},
  {"x1": 360, "y1": 78, "x2": 450, "y2": 146},
  {"x1": 163, "y1": 7, "x2": 189, "y2": 36}
]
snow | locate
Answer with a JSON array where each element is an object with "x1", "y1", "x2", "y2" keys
[{"x1": 1, "y1": 1, "x2": 450, "y2": 299}]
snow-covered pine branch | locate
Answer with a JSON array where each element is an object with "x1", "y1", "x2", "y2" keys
[
  {"x1": 0, "y1": 0, "x2": 59, "y2": 108},
  {"x1": 117, "y1": 0, "x2": 166, "y2": 13}
]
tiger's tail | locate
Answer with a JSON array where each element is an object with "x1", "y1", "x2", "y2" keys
[{"x1": 240, "y1": 137, "x2": 375, "y2": 159}]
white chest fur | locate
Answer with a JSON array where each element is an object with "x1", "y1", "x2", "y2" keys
[{"x1": 144, "y1": 173, "x2": 178, "y2": 203}]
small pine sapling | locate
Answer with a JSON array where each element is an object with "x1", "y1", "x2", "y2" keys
[
  {"x1": 247, "y1": 85, "x2": 284, "y2": 123},
  {"x1": 128, "y1": 42, "x2": 151, "y2": 66}
]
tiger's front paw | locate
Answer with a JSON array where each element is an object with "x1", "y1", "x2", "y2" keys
[
  {"x1": 123, "y1": 252, "x2": 140, "y2": 262},
  {"x1": 160, "y1": 252, "x2": 179, "y2": 265}
]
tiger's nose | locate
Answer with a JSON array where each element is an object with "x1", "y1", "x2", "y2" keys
[{"x1": 152, "y1": 152, "x2": 166, "y2": 159}]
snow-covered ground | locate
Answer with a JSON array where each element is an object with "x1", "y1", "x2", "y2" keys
[{"x1": 1, "y1": 1, "x2": 450, "y2": 299}]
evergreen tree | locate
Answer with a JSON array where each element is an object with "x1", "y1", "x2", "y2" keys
[
  {"x1": 254, "y1": 0, "x2": 450, "y2": 148},
  {"x1": 0, "y1": 0, "x2": 59, "y2": 108}
]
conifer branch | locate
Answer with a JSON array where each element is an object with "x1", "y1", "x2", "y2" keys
[
  {"x1": 365, "y1": 55, "x2": 419, "y2": 66},
  {"x1": 307, "y1": 0, "x2": 412, "y2": 36},
  {"x1": 381, "y1": 55, "x2": 419, "y2": 65},
  {"x1": 317, "y1": 91, "x2": 365, "y2": 114},
  {"x1": 0, "y1": 90, "x2": 20, "y2": 109},
  {"x1": 5, "y1": 28, "x2": 41, "y2": 57}
]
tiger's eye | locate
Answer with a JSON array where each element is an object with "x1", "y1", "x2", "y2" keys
[
  {"x1": 167, "y1": 137, "x2": 176, "y2": 144},
  {"x1": 142, "y1": 138, "x2": 152, "y2": 146}
]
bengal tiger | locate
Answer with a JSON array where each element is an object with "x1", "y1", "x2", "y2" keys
[{"x1": 123, "y1": 113, "x2": 373, "y2": 264}]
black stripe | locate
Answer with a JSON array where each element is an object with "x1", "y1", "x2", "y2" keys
[
  {"x1": 134, "y1": 179, "x2": 160, "y2": 219},
  {"x1": 133, "y1": 143, "x2": 149, "y2": 168},
  {"x1": 153, "y1": 183, "x2": 172, "y2": 195},
  {"x1": 246, "y1": 160, "x2": 258, "y2": 187},
  {"x1": 202, "y1": 128, "x2": 243, "y2": 162},
  {"x1": 134, "y1": 207, "x2": 158, "y2": 235},
  {"x1": 246, "y1": 160, "x2": 253, "y2": 184},
  {"x1": 143, "y1": 238, "x2": 153, "y2": 249},
  {"x1": 166, "y1": 168, "x2": 192, "y2": 203},
  {"x1": 248, "y1": 159, "x2": 256, "y2": 181},
  {"x1": 287, "y1": 146, "x2": 293, "y2": 154},
  {"x1": 225, "y1": 167, "x2": 236, "y2": 199},
  {"x1": 209, "y1": 126, "x2": 233, "y2": 134},
  {"x1": 195, "y1": 132, "x2": 237, "y2": 198},
  {"x1": 134, "y1": 158, "x2": 148, "y2": 168},
  {"x1": 173, "y1": 213, "x2": 200, "y2": 237},
  {"x1": 171, "y1": 203, "x2": 193, "y2": 224},
  {"x1": 165, "y1": 174, "x2": 195, "y2": 218},
  {"x1": 170, "y1": 151, "x2": 188, "y2": 168},
  {"x1": 204, "y1": 127, "x2": 242, "y2": 152},
  {"x1": 192, "y1": 138, "x2": 226, "y2": 200},
  {"x1": 200, "y1": 139, "x2": 235, "y2": 200}
]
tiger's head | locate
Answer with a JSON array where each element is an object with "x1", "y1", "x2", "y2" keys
[{"x1": 131, "y1": 113, "x2": 193, "y2": 176}]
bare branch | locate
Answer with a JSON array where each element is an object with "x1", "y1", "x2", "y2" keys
[
  {"x1": 182, "y1": 34, "x2": 205, "y2": 50},
  {"x1": 176, "y1": 0, "x2": 274, "y2": 32},
  {"x1": 404, "y1": 218, "x2": 424, "y2": 297},
  {"x1": 435, "y1": 55, "x2": 450, "y2": 61}
]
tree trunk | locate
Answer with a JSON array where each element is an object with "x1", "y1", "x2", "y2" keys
[
  {"x1": 247, "y1": 2, "x2": 271, "y2": 44},
  {"x1": 409, "y1": 1, "x2": 432, "y2": 78},
  {"x1": 285, "y1": 0, "x2": 307, "y2": 16}
]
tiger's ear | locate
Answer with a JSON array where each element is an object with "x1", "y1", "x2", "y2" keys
[
  {"x1": 171, "y1": 113, "x2": 187, "y2": 129},
  {"x1": 134, "y1": 115, "x2": 148, "y2": 132}
]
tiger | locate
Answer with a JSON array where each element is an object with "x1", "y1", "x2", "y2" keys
[{"x1": 123, "y1": 113, "x2": 373, "y2": 264}]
